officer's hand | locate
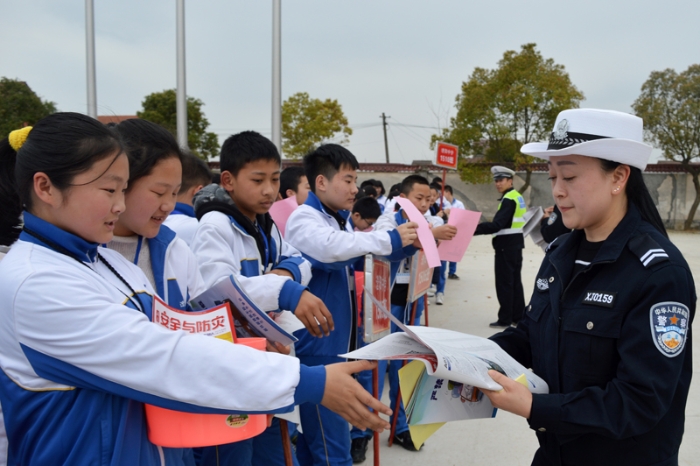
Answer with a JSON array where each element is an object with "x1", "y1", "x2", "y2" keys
[
  {"x1": 432, "y1": 224, "x2": 458, "y2": 241},
  {"x1": 294, "y1": 291, "x2": 334, "y2": 337},
  {"x1": 396, "y1": 222, "x2": 418, "y2": 247},
  {"x1": 480, "y1": 370, "x2": 532, "y2": 419},
  {"x1": 321, "y1": 361, "x2": 392, "y2": 432}
]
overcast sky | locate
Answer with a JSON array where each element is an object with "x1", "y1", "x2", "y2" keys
[{"x1": 2, "y1": 1, "x2": 698, "y2": 164}]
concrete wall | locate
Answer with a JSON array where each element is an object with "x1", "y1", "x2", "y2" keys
[{"x1": 358, "y1": 170, "x2": 699, "y2": 230}]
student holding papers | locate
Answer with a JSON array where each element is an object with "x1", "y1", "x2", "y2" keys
[
  {"x1": 483, "y1": 109, "x2": 695, "y2": 465},
  {"x1": 0, "y1": 114, "x2": 392, "y2": 466}
]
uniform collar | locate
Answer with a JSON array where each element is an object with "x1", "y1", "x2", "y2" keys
[
  {"x1": 549, "y1": 203, "x2": 642, "y2": 271},
  {"x1": 20, "y1": 211, "x2": 99, "y2": 263},
  {"x1": 171, "y1": 202, "x2": 195, "y2": 218},
  {"x1": 498, "y1": 187, "x2": 514, "y2": 201},
  {"x1": 304, "y1": 191, "x2": 350, "y2": 229}
]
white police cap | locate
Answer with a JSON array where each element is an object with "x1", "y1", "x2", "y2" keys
[{"x1": 491, "y1": 165, "x2": 515, "y2": 180}]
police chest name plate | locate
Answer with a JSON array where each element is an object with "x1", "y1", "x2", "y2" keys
[{"x1": 581, "y1": 290, "x2": 617, "y2": 308}]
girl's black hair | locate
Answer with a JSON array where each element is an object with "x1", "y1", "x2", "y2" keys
[
  {"x1": 0, "y1": 112, "x2": 123, "y2": 244},
  {"x1": 113, "y1": 119, "x2": 183, "y2": 186},
  {"x1": 600, "y1": 159, "x2": 667, "y2": 237}
]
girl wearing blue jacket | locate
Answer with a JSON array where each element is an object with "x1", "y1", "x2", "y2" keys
[{"x1": 0, "y1": 113, "x2": 391, "y2": 466}]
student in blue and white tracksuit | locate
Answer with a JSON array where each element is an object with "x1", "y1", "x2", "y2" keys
[
  {"x1": 190, "y1": 131, "x2": 320, "y2": 466},
  {"x1": 285, "y1": 145, "x2": 418, "y2": 466},
  {"x1": 163, "y1": 151, "x2": 211, "y2": 246},
  {"x1": 0, "y1": 114, "x2": 391, "y2": 466},
  {"x1": 350, "y1": 175, "x2": 455, "y2": 455}
]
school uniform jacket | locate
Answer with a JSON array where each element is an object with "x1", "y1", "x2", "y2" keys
[
  {"x1": 192, "y1": 210, "x2": 311, "y2": 313},
  {"x1": 0, "y1": 213, "x2": 325, "y2": 466},
  {"x1": 490, "y1": 205, "x2": 695, "y2": 466},
  {"x1": 163, "y1": 202, "x2": 199, "y2": 246},
  {"x1": 285, "y1": 192, "x2": 404, "y2": 364}
]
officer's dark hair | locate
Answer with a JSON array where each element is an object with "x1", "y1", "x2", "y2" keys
[
  {"x1": 220, "y1": 131, "x2": 280, "y2": 176},
  {"x1": 0, "y1": 113, "x2": 123, "y2": 245},
  {"x1": 444, "y1": 185, "x2": 454, "y2": 195},
  {"x1": 352, "y1": 196, "x2": 381, "y2": 220},
  {"x1": 600, "y1": 159, "x2": 667, "y2": 238},
  {"x1": 179, "y1": 151, "x2": 212, "y2": 193},
  {"x1": 279, "y1": 166, "x2": 306, "y2": 199},
  {"x1": 401, "y1": 175, "x2": 430, "y2": 195},
  {"x1": 303, "y1": 144, "x2": 359, "y2": 193},
  {"x1": 113, "y1": 119, "x2": 183, "y2": 187},
  {"x1": 371, "y1": 179, "x2": 385, "y2": 196}
]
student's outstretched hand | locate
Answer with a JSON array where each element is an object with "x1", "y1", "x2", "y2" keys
[
  {"x1": 480, "y1": 370, "x2": 532, "y2": 419},
  {"x1": 432, "y1": 224, "x2": 458, "y2": 241},
  {"x1": 396, "y1": 221, "x2": 419, "y2": 247},
  {"x1": 322, "y1": 361, "x2": 392, "y2": 431},
  {"x1": 295, "y1": 291, "x2": 335, "y2": 337}
]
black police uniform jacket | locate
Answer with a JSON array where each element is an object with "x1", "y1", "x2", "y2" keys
[{"x1": 491, "y1": 205, "x2": 695, "y2": 466}]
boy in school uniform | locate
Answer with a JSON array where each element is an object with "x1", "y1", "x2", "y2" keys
[
  {"x1": 349, "y1": 197, "x2": 381, "y2": 232},
  {"x1": 190, "y1": 131, "x2": 334, "y2": 466},
  {"x1": 163, "y1": 151, "x2": 211, "y2": 246},
  {"x1": 351, "y1": 175, "x2": 457, "y2": 460},
  {"x1": 285, "y1": 144, "x2": 418, "y2": 466},
  {"x1": 279, "y1": 165, "x2": 311, "y2": 205}
]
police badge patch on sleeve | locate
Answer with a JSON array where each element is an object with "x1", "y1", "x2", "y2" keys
[{"x1": 650, "y1": 302, "x2": 690, "y2": 358}]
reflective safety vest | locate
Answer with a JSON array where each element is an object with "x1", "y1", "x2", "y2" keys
[{"x1": 495, "y1": 189, "x2": 526, "y2": 236}]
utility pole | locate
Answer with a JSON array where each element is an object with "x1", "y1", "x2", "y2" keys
[
  {"x1": 85, "y1": 0, "x2": 97, "y2": 118},
  {"x1": 271, "y1": 0, "x2": 282, "y2": 153},
  {"x1": 176, "y1": 0, "x2": 188, "y2": 149},
  {"x1": 381, "y1": 112, "x2": 390, "y2": 163}
]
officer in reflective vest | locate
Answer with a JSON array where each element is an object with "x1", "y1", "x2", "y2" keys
[{"x1": 474, "y1": 166, "x2": 527, "y2": 328}]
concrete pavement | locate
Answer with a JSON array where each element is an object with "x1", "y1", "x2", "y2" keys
[{"x1": 359, "y1": 231, "x2": 700, "y2": 465}]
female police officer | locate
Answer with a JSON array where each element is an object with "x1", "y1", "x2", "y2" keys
[{"x1": 481, "y1": 108, "x2": 695, "y2": 466}]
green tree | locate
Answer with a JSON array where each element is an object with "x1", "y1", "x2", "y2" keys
[
  {"x1": 0, "y1": 78, "x2": 56, "y2": 138},
  {"x1": 281, "y1": 92, "x2": 352, "y2": 159},
  {"x1": 633, "y1": 65, "x2": 700, "y2": 230},
  {"x1": 433, "y1": 43, "x2": 584, "y2": 190},
  {"x1": 137, "y1": 89, "x2": 219, "y2": 160}
]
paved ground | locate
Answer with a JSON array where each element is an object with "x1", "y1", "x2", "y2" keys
[{"x1": 360, "y1": 231, "x2": 700, "y2": 466}]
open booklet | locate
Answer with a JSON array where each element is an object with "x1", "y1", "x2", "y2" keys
[
  {"x1": 189, "y1": 274, "x2": 304, "y2": 346},
  {"x1": 342, "y1": 291, "x2": 549, "y2": 393}
]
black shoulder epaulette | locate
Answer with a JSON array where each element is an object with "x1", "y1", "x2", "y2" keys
[{"x1": 628, "y1": 233, "x2": 669, "y2": 268}]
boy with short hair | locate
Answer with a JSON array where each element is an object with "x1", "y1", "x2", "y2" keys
[
  {"x1": 351, "y1": 175, "x2": 457, "y2": 458},
  {"x1": 285, "y1": 144, "x2": 418, "y2": 466},
  {"x1": 191, "y1": 131, "x2": 334, "y2": 466},
  {"x1": 279, "y1": 165, "x2": 310, "y2": 205},
  {"x1": 350, "y1": 197, "x2": 381, "y2": 232},
  {"x1": 163, "y1": 151, "x2": 211, "y2": 246}
]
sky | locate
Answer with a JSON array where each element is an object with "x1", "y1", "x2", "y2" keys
[{"x1": 1, "y1": 1, "x2": 699, "y2": 164}]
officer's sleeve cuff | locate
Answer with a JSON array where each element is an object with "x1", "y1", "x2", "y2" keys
[
  {"x1": 294, "y1": 364, "x2": 326, "y2": 405},
  {"x1": 527, "y1": 393, "x2": 562, "y2": 433}
]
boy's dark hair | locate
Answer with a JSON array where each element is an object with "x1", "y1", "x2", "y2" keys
[
  {"x1": 280, "y1": 166, "x2": 306, "y2": 199},
  {"x1": 429, "y1": 182, "x2": 441, "y2": 192},
  {"x1": 303, "y1": 144, "x2": 359, "y2": 193},
  {"x1": 352, "y1": 197, "x2": 381, "y2": 220},
  {"x1": 180, "y1": 151, "x2": 212, "y2": 192},
  {"x1": 388, "y1": 183, "x2": 401, "y2": 200},
  {"x1": 432, "y1": 176, "x2": 443, "y2": 185},
  {"x1": 362, "y1": 185, "x2": 377, "y2": 198},
  {"x1": 400, "y1": 175, "x2": 430, "y2": 195},
  {"x1": 444, "y1": 185, "x2": 454, "y2": 195},
  {"x1": 211, "y1": 172, "x2": 221, "y2": 184},
  {"x1": 114, "y1": 119, "x2": 182, "y2": 186},
  {"x1": 220, "y1": 131, "x2": 280, "y2": 176},
  {"x1": 360, "y1": 179, "x2": 375, "y2": 189}
]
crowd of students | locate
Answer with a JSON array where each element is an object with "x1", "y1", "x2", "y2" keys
[{"x1": 0, "y1": 108, "x2": 693, "y2": 466}]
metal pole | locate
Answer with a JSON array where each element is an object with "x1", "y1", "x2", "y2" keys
[
  {"x1": 381, "y1": 113, "x2": 390, "y2": 163},
  {"x1": 85, "y1": 0, "x2": 97, "y2": 118},
  {"x1": 176, "y1": 0, "x2": 188, "y2": 149},
  {"x1": 271, "y1": 0, "x2": 282, "y2": 153}
]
